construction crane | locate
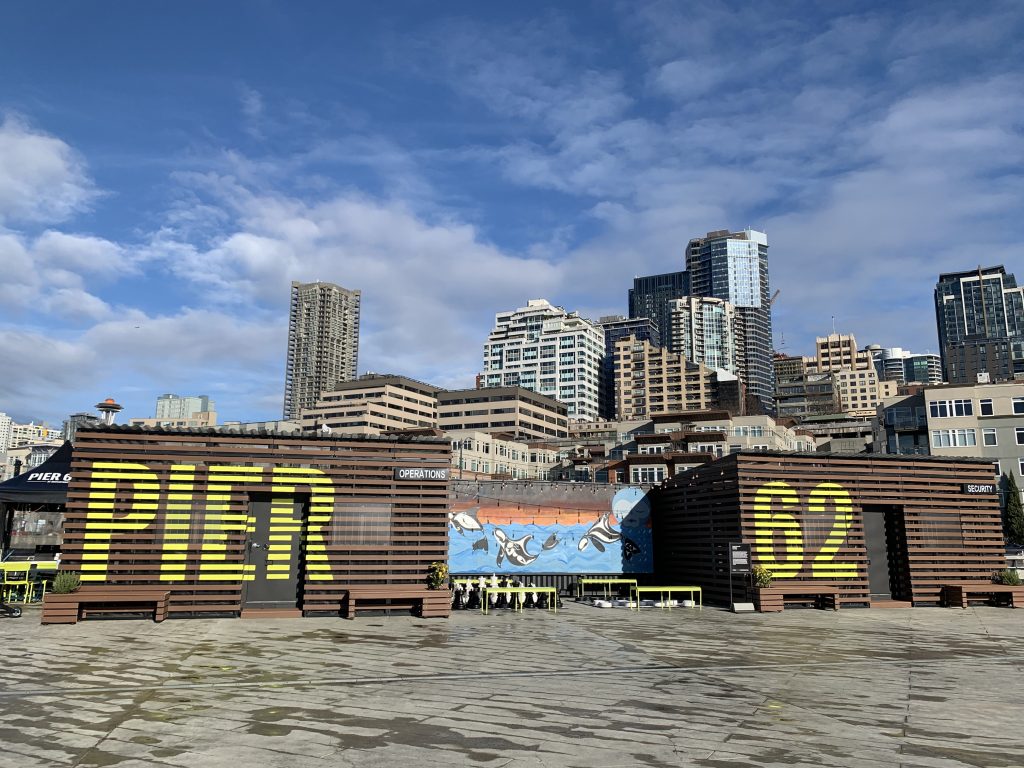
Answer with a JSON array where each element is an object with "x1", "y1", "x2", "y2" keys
[{"x1": 769, "y1": 289, "x2": 780, "y2": 307}]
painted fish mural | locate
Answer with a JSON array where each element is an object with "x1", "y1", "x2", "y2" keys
[
  {"x1": 447, "y1": 487, "x2": 654, "y2": 574},
  {"x1": 578, "y1": 512, "x2": 620, "y2": 553},
  {"x1": 494, "y1": 528, "x2": 539, "y2": 567},
  {"x1": 449, "y1": 507, "x2": 483, "y2": 534}
]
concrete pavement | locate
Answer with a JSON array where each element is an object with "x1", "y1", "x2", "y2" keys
[{"x1": 1, "y1": 602, "x2": 1023, "y2": 767}]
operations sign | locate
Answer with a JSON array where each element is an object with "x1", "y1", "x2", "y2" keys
[{"x1": 393, "y1": 467, "x2": 450, "y2": 482}]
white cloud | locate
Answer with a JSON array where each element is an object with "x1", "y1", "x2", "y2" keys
[
  {"x1": 32, "y1": 230, "x2": 130, "y2": 275},
  {"x1": 0, "y1": 116, "x2": 96, "y2": 225}
]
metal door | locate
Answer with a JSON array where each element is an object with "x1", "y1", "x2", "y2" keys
[
  {"x1": 862, "y1": 510, "x2": 892, "y2": 599},
  {"x1": 242, "y1": 495, "x2": 305, "y2": 609}
]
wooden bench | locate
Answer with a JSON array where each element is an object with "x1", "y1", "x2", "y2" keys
[
  {"x1": 344, "y1": 586, "x2": 451, "y2": 619},
  {"x1": 41, "y1": 586, "x2": 171, "y2": 625},
  {"x1": 756, "y1": 585, "x2": 840, "y2": 613},
  {"x1": 942, "y1": 583, "x2": 1024, "y2": 608}
]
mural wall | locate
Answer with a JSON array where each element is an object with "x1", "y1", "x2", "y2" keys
[{"x1": 449, "y1": 480, "x2": 654, "y2": 574}]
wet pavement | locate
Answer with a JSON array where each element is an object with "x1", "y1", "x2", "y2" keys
[{"x1": 1, "y1": 602, "x2": 1023, "y2": 767}]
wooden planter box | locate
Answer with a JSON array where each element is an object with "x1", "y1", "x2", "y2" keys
[{"x1": 755, "y1": 584, "x2": 840, "y2": 613}]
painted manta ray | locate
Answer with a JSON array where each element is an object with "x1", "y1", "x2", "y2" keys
[
  {"x1": 449, "y1": 507, "x2": 483, "y2": 535},
  {"x1": 621, "y1": 535, "x2": 641, "y2": 561},
  {"x1": 494, "y1": 528, "x2": 539, "y2": 567},
  {"x1": 578, "y1": 512, "x2": 621, "y2": 553}
]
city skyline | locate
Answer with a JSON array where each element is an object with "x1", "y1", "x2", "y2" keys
[{"x1": 1, "y1": 2, "x2": 1022, "y2": 424}]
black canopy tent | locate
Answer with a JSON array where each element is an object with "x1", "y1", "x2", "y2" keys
[{"x1": 0, "y1": 442, "x2": 72, "y2": 555}]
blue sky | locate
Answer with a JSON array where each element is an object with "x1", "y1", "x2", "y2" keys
[{"x1": 1, "y1": 1, "x2": 1023, "y2": 425}]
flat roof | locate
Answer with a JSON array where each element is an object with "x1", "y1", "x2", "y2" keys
[{"x1": 77, "y1": 424, "x2": 449, "y2": 444}]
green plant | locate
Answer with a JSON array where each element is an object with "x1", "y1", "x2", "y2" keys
[
  {"x1": 426, "y1": 561, "x2": 449, "y2": 590},
  {"x1": 1004, "y1": 472, "x2": 1024, "y2": 545},
  {"x1": 995, "y1": 568, "x2": 1022, "y2": 586},
  {"x1": 751, "y1": 564, "x2": 774, "y2": 588},
  {"x1": 51, "y1": 571, "x2": 81, "y2": 594}
]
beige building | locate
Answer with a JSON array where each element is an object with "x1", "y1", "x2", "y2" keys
[
  {"x1": 449, "y1": 431, "x2": 558, "y2": 480},
  {"x1": 613, "y1": 336, "x2": 724, "y2": 420},
  {"x1": 919, "y1": 381, "x2": 1024, "y2": 483},
  {"x1": 9, "y1": 422, "x2": 63, "y2": 449},
  {"x1": 801, "y1": 332, "x2": 896, "y2": 417},
  {"x1": 813, "y1": 333, "x2": 872, "y2": 372},
  {"x1": 437, "y1": 387, "x2": 568, "y2": 439},
  {"x1": 129, "y1": 411, "x2": 218, "y2": 429},
  {"x1": 833, "y1": 369, "x2": 898, "y2": 417},
  {"x1": 300, "y1": 374, "x2": 439, "y2": 435},
  {"x1": 607, "y1": 411, "x2": 815, "y2": 484}
]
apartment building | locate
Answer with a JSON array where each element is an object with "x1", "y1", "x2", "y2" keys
[
  {"x1": 607, "y1": 410, "x2": 814, "y2": 484},
  {"x1": 437, "y1": 386, "x2": 568, "y2": 440},
  {"x1": 8, "y1": 422, "x2": 63, "y2": 449},
  {"x1": 480, "y1": 299, "x2": 604, "y2": 421},
  {"x1": 665, "y1": 296, "x2": 739, "y2": 374},
  {"x1": 813, "y1": 333, "x2": 872, "y2": 372},
  {"x1": 449, "y1": 431, "x2": 558, "y2": 480},
  {"x1": 283, "y1": 280, "x2": 361, "y2": 421},
  {"x1": 300, "y1": 374, "x2": 439, "y2": 435},
  {"x1": 775, "y1": 340, "x2": 893, "y2": 420},
  {"x1": 156, "y1": 394, "x2": 216, "y2": 420},
  {"x1": 613, "y1": 335, "x2": 723, "y2": 420},
  {"x1": 919, "y1": 381, "x2": 1024, "y2": 483},
  {"x1": 0, "y1": 413, "x2": 11, "y2": 453},
  {"x1": 868, "y1": 346, "x2": 943, "y2": 385},
  {"x1": 834, "y1": 369, "x2": 898, "y2": 417},
  {"x1": 775, "y1": 372, "x2": 841, "y2": 420},
  {"x1": 129, "y1": 412, "x2": 218, "y2": 429},
  {"x1": 935, "y1": 265, "x2": 1024, "y2": 384},
  {"x1": 597, "y1": 315, "x2": 659, "y2": 419}
]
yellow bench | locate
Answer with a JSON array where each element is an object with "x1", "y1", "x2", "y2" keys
[{"x1": 577, "y1": 577, "x2": 638, "y2": 600}]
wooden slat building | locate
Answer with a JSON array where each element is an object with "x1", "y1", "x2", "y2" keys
[
  {"x1": 60, "y1": 425, "x2": 450, "y2": 618},
  {"x1": 654, "y1": 451, "x2": 1005, "y2": 607}
]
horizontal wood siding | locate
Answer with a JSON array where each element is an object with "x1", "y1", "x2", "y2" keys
[
  {"x1": 62, "y1": 428, "x2": 450, "y2": 618},
  {"x1": 655, "y1": 452, "x2": 1005, "y2": 607}
]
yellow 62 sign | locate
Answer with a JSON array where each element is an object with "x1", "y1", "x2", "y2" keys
[{"x1": 752, "y1": 481, "x2": 857, "y2": 579}]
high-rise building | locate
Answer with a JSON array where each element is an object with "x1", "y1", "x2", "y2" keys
[
  {"x1": 283, "y1": 280, "x2": 361, "y2": 421},
  {"x1": 686, "y1": 229, "x2": 774, "y2": 412},
  {"x1": 62, "y1": 412, "x2": 101, "y2": 443},
  {"x1": 156, "y1": 394, "x2": 216, "y2": 419},
  {"x1": 480, "y1": 299, "x2": 604, "y2": 421},
  {"x1": 666, "y1": 296, "x2": 739, "y2": 374},
  {"x1": 596, "y1": 315, "x2": 659, "y2": 419},
  {"x1": 867, "y1": 346, "x2": 943, "y2": 385},
  {"x1": 0, "y1": 412, "x2": 11, "y2": 453},
  {"x1": 627, "y1": 271, "x2": 690, "y2": 341},
  {"x1": 935, "y1": 266, "x2": 1024, "y2": 384}
]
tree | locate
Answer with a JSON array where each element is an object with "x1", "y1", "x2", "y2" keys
[{"x1": 1003, "y1": 472, "x2": 1024, "y2": 546}]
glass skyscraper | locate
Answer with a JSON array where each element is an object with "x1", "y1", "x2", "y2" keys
[
  {"x1": 627, "y1": 271, "x2": 690, "y2": 342},
  {"x1": 686, "y1": 229, "x2": 773, "y2": 413},
  {"x1": 935, "y1": 266, "x2": 1024, "y2": 384}
]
